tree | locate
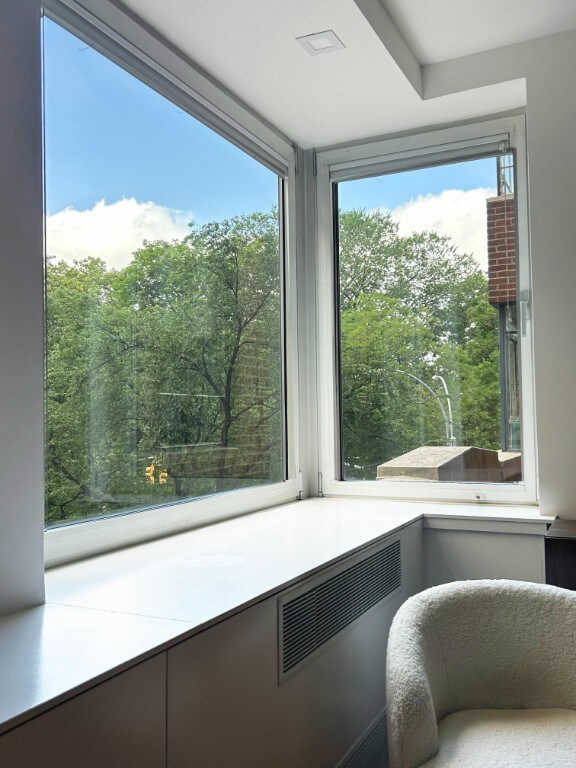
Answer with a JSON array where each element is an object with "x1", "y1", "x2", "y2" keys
[
  {"x1": 458, "y1": 274, "x2": 501, "y2": 449},
  {"x1": 45, "y1": 256, "x2": 128, "y2": 523},
  {"x1": 339, "y1": 209, "x2": 481, "y2": 332},
  {"x1": 45, "y1": 211, "x2": 283, "y2": 523},
  {"x1": 340, "y1": 294, "x2": 444, "y2": 477},
  {"x1": 338, "y1": 209, "x2": 500, "y2": 479},
  {"x1": 45, "y1": 205, "x2": 502, "y2": 521}
]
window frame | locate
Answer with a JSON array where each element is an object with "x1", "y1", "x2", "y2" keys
[
  {"x1": 42, "y1": 0, "x2": 300, "y2": 567},
  {"x1": 315, "y1": 115, "x2": 537, "y2": 505}
]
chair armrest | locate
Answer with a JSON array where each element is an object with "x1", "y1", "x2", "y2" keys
[{"x1": 386, "y1": 597, "x2": 443, "y2": 768}]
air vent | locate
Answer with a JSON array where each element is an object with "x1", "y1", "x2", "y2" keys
[
  {"x1": 280, "y1": 540, "x2": 401, "y2": 676},
  {"x1": 338, "y1": 710, "x2": 388, "y2": 768}
]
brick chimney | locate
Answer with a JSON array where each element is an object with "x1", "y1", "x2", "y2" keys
[{"x1": 487, "y1": 195, "x2": 516, "y2": 305}]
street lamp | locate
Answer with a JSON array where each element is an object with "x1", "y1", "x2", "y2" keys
[
  {"x1": 432, "y1": 374, "x2": 455, "y2": 445},
  {"x1": 396, "y1": 369, "x2": 456, "y2": 446}
]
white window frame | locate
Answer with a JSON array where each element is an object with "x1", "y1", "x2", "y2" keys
[
  {"x1": 43, "y1": 0, "x2": 301, "y2": 567},
  {"x1": 315, "y1": 115, "x2": 537, "y2": 505}
]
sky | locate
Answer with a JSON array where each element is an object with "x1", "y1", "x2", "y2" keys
[
  {"x1": 339, "y1": 161, "x2": 497, "y2": 270},
  {"x1": 44, "y1": 17, "x2": 500, "y2": 272}
]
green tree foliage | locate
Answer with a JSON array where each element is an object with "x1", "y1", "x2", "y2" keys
[
  {"x1": 340, "y1": 294, "x2": 444, "y2": 478},
  {"x1": 45, "y1": 211, "x2": 282, "y2": 524},
  {"x1": 338, "y1": 209, "x2": 500, "y2": 479},
  {"x1": 457, "y1": 273, "x2": 502, "y2": 449},
  {"x1": 45, "y1": 206, "x2": 503, "y2": 523}
]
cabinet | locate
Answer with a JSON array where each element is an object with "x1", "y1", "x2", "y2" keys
[
  {"x1": 0, "y1": 519, "x2": 423, "y2": 768},
  {"x1": 0, "y1": 655, "x2": 166, "y2": 768},
  {"x1": 165, "y1": 529, "x2": 420, "y2": 768}
]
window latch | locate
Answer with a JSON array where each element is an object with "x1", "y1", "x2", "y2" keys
[{"x1": 519, "y1": 289, "x2": 531, "y2": 337}]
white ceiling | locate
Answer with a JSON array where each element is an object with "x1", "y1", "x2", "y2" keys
[
  {"x1": 120, "y1": 0, "x2": 575, "y2": 149},
  {"x1": 382, "y1": 0, "x2": 576, "y2": 65}
]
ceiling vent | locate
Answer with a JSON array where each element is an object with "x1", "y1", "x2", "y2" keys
[{"x1": 296, "y1": 30, "x2": 345, "y2": 55}]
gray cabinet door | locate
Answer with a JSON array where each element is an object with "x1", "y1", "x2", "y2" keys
[
  {"x1": 167, "y1": 584, "x2": 393, "y2": 768},
  {"x1": 0, "y1": 654, "x2": 166, "y2": 768}
]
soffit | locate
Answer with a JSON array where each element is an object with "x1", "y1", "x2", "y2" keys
[
  {"x1": 381, "y1": 0, "x2": 576, "y2": 65},
  {"x1": 117, "y1": 0, "x2": 538, "y2": 148}
]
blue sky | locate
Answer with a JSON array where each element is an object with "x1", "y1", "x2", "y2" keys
[
  {"x1": 43, "y1": 17, "x2": 500, "y2": 270},
  {"x1": 43, "y1": 17, "x2": 278, "y2": 220},
  {"x1": 338, "y1": 157, "x2": 497, "y2": 212},
  {"x1": 338, "y1": 158, "x2": 496, "y2": 210}
]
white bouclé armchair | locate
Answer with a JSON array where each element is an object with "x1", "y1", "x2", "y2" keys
[{"x1": 386, "y1": 580, "x2": 576, "y2": 768}]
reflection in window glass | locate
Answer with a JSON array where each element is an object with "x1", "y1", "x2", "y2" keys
[
  {"x1": 336, "y1": 155, "x2": 521, "y2": 483},
  {"x1": 43, "y1": 18, "x2": 283, "y2": 526}
]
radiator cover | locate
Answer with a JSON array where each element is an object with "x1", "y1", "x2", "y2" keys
[
  {"x1": 279, "y1": 538, "x2": 401, "y2": 679},
  {"x1": 337, "y1": 709, "x2": 388, "y2": 768}
]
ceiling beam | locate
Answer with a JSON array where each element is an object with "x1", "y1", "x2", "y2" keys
[
  {"x1": 421, "y1": 28, "x2": 576, "y2": 100},
  {"x1": 353, "y1": 0, "x2": 422, "y2": 97}
]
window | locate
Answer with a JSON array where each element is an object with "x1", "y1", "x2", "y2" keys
[
  {"x1": 316, "y1": 118, "x2": 535, "y2": 503},
  {"x1": 42, "y1": 6, "x2": 295, "y2": 559}
]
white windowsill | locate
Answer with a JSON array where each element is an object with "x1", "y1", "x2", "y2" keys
[{"x1": 0, "y1": 497, "x2": 552, "y2": 736}]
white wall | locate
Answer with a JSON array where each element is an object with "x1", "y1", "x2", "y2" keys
[
  {"x1": 424, "y1": 529, "x2": 545, "y2": 587},
  {"x1": 0, "y1": 0, "x2": 45, "y2": 614},
  {"x1": 524, "y1": 43, "x2": 576, "y2": 520}
]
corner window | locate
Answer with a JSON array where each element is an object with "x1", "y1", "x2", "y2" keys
[
  {"x1": 336, "y1": 154, "x2": 519, "y2": 483},
  {"x1": 316, "y1": 119, "x2": 535, "y2": 503},
  {"x1": 43, "y1": 16, "x2": 286, "y2": 529}
]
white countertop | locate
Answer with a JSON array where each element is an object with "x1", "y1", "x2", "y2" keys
[
  {"x1": 0, "y1": 603, "x2": 188, "y2": 733},
  {"x1": 0, "y1": 497, "x2": 551, "y2": 735},
  {"x1": 45, "y1": 498, "x2": 424, "y2": 621},
  {"x1": 1, "y1": 498, "x2": 421, "y2": 735}
]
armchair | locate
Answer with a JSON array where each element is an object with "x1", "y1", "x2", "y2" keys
[{"x1": 386, "y1": 579, "x2": 576, "y2": 767}]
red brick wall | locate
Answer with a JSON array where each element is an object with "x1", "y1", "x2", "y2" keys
[{"x1": 487, "y1": 195, "x2": 516, "y2": 305}]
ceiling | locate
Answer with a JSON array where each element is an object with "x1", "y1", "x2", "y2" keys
[
  {"x1": 120, "y1": 0, "x2": 576, "y2": 149},
  {"x1": 382, "y1": 0, "x2": 576, "y2": 65}
]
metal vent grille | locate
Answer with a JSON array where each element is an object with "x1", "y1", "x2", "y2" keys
[
  {"x1": 339, "y1": 712, "x2": 388, "y2": 768},
  {"x1": 281, "y1": 540, "x2": 401, "y2": 675}
]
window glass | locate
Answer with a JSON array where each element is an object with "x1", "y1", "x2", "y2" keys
[
  {"x1": 336, "y1": 154, "x2": 521, "y2": 484},
  {"x1": 43, "y1": 18, "x2": 284, "y2": 526}
]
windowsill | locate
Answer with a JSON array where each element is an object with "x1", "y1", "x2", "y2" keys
[{"x1": 0, "y1": 497, "x2": 551, "y2": 736}]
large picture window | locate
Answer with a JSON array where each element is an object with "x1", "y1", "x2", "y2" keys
[{"x1": 43, "y1": 17, "x2": 285, "y2": 528}]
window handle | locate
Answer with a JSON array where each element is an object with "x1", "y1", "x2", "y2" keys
[{"x1": 520, "y1": 289, "x2": 531, "y2": 337}]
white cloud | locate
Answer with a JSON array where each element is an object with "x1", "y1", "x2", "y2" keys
[
  {"x1": 48, "y1": 190, "x2": 497, "y2": 272},
  {"x1": 46, "y1": 198, "x2": 192, "y2": 270},
  {"x1": 390, "y1": 188, "x2": 496, "y2": 270}
]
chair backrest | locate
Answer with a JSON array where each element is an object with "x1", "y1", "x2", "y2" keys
[{"x1": 386, "y1": 580, "x2": 576, "y2": 768}]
